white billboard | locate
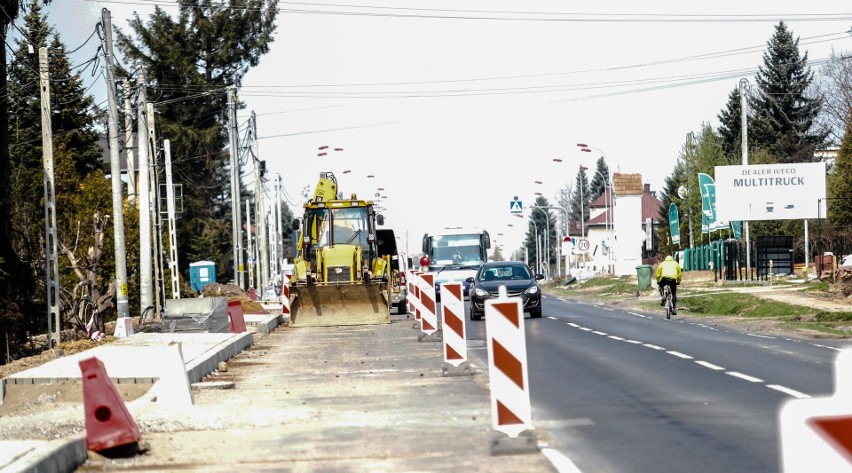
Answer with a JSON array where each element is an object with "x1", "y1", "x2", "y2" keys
[{"x1": 715, "y1": 162, "x2": 827, "y2": 221}]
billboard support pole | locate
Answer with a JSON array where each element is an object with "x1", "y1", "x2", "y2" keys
[{"x1": 739, "y1": 78, "x2": 751, "y2": 281}]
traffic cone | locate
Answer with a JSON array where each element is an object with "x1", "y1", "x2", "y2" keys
[{"x1": 79, "y1": 357, "x2": 144, "y2": 456}]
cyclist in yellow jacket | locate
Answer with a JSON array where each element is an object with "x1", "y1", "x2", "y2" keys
[{"x1": 655, "y1": 255, "x2": 682, "y2": 315}]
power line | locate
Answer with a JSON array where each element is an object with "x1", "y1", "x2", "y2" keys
[{"x1": 74, "y1": 0, "x2": 852, "y2": 23}]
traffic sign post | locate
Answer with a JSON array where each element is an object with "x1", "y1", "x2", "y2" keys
[{"x1": 780, "y1": 348, "x2": 852, "y2": 472}]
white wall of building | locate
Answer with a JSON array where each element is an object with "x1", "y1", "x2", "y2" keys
[{"x1": 613, "y1": 194, "x2": 644, "y2": 276}]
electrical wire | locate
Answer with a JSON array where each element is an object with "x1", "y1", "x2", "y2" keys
[{"x1": 73, "y1": 0, "x2": 852, "y2": 23}]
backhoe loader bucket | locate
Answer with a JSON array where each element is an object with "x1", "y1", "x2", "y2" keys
[{"x1": 290, "y1": 282, "x2": 390, "y2": 327}]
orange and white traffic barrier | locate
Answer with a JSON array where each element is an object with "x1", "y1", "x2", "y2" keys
[
  {"x1": 440, "y1": 282, "x2": 467, "y2": 367},
  {"x1": 280, "y1": 275, "x2": 291, "y2": 319},
  {"x1": 485, "y1": 285, "x2": 532, "y2": 438},
  {"x1": 406, "y1": 270, "x2": 421, "y2": 319},
  {"x1": 418, "y1": 273, "x2": 437, "y2": 335},
  {"x1": 780, "y1": 348, "x2": 852, "y2": 472}
]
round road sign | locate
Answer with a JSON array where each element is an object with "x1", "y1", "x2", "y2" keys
[{"x1": 577, "y1": 239, "x2": 591, "y2": 253}]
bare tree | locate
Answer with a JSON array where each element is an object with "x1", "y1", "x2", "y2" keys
[{"x1": 816, "y1": 48, "x2": 852, "y2": 146}]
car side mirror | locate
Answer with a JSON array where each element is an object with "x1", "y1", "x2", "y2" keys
[
  {"x1": 535, "y1": 274, "x2": 545, "y2": 280},
  {"x1": 465, "y1": 277, "x2": 475, "y2": 283}
]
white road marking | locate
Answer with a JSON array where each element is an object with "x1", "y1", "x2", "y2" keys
[
  {"x1": 627, "y1": 312, "x2": 648, "y2": 318},
  {"x1": 541, "y1": 447, "x2": 585, "y2": 473},
  {"x1": 601, "y1": 307, "x2": 615, "y2": 312},
  {"x1": 579, "y1": 327, "x2": 593, "y2": 332},
  {"x1": 608, "y1": 335, "x2": 625, "y2": 341},
  {"x1": 644, "y1": 344, "x2": 666, "y2": 351},
  {"x1": 623, "y1": 340, "x2": 643, "y2": 344},
  {"x1": 726, "y1": 371, "x2": 764, "y2": 383},
  {"x1": 695, "y1": 361, "x2": 725, "y2": 370},
  {"x1": 813, "y1": 344, "x2": 842, "y2": 352},
  {"x1": 567, "y1": 322, "x2": 580, "y2": 328},
  {"x1": 767, "y1": 384, "x2": 811, "y2": 399},
  {"x1": 746, "y1": 333, "x2": 777, "y2": 340},
  {"x1": 592, "y1": 331, "x2": 608, "y2": 336},
  {"x1": 667, "y1": 351, "x2": 693, "y2": 359},
  {"x1": 547, "y1": 316, "x2": 558, "y2": 320}
]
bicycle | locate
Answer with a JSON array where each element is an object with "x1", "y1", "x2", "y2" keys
[
  {"x1": 62, "y1": 281, "x2": 106, "y2": 340},
  {"x1": 662, "y1": 284, "x2": 674, "y2": 320}
]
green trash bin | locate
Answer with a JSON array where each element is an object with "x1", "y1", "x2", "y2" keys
[{"x1": 636, "y1": 264, "x2": 653, "y2": 290}]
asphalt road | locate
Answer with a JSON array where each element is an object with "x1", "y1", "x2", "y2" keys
[{"x1": 464, "y1": 293, "x2": 847, "y2": 473}]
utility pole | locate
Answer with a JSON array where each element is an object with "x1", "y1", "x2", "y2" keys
[
  {"x1": 251, "y1": 111, "x2": 269, "y2": 293},
  {"x1": 740, "y1": 78, "x2": 751, "y2": 281},
  {"x1": 137, "y1": 67, "x2": 153, "y2": 312},
  {"x1": 38, "y1": 47, "x2": 60, "y2": 346},
  {"x1": 101, "y1": 9, "x2": 131, "y2": 327},
  {"x1": 164, "y1": 139, "x2": 180, "y2": 299},
  {"x1": 227, "y1": 86, "x2": 244, "y2": 288},
  {"x1": 122, "y1": 79, "x2": 136, "y2": 204},
  {"x1": 246, "y1": 198, "x2": 254, "y2": 289},
  {"x1": 276, "y1": 174, "x2": 284, "y2": 271},
  {"x1": 147, "y1": 102, "x2": 165, "y2": 316}
]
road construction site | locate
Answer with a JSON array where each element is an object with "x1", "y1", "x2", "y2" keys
[{"x1": 0, "y1": 306, "x2": 555, "y2": 472}]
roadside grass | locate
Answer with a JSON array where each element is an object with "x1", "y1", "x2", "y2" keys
[
  {"x1": 800, "y1": 281, "x2": 831, "y2": 293},
  {"x1": 780, "y1": 322, "x2": 852, "y2": 337},
  {"x1": 547, "y1": 276, "x2": 652, "y2": 298},
  {"x1": 657, "y1": 292, "x2": 816, "y2": 318}
]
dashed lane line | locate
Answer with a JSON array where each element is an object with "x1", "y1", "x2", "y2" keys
[
  {"x1": 695, "y1": 361, "x2": 725, "y2": 371},
  {"x1": 746, "y1": 333, "x2": 778, "y2": 340},
  {"x1": 726, "y1": 371, "x2": 764, "y2": 383},
  {"x1": 767, "y1": 384, "x2": 811, "y2": 399},
  {"x1": 667, "y1": 351, "x2": 693, "y2": 360},
  {"x1": 564, "y1": 323, "x2": 815, "y2": 399},
  {"x1": 547, "y1": 316, "x2": 558, "y2": 320}
]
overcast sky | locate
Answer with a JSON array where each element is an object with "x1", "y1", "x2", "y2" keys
[{"x1": 44, "y1": 1, "x2": 852, "y2": 256}]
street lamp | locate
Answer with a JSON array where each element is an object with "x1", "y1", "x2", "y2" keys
[
  {"x1": 576, "y1": 143, "x2": 616, "y2": 275},
  {"x1": 533, "y1": 205, "x2": 569, "y2": 278},
  {"x1": 516, "y1": 214, "x2": 540, "y2": 272}
]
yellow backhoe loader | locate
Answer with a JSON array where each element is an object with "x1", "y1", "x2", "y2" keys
[{"x1": 289, "y1": 172, "x2": 391, "y2": 327}]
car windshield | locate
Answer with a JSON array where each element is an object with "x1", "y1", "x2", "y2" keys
[{"x1": 479, "y1": 265, "x2": 531, "y2": 281}]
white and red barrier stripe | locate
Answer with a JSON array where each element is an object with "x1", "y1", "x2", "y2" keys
[
  {"x1": 418, "y1": 273, "x2": 437, "y2": 335},
  {"x1": 440, "y1": 282, "x2": 467, "y2": 366},
  {"x1": 280, "y1": 275, "x2": 291, "y2": 318},
  {"x1": 485, "y1": 286, "x2": 532, "y2": 438},
  {"x1": 406, "y1": 270, "x2": 421, "y2": 319}
]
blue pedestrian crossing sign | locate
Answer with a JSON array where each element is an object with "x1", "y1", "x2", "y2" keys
[{"x1": 510, "y1": 196, "x2": 523, "y2": 214}]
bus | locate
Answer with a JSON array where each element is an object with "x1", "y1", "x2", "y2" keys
[{"x1": 422, "y1": 229, "x2": 491, "y2": 299}]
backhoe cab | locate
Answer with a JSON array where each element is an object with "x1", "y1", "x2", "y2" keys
[{"x1": 289, "y1": 172, "x2": 391, "y2": 327}]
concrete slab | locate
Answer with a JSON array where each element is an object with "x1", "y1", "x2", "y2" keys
[{"x1": 1, "y1": 332, "x2": 253, "y2": 405}]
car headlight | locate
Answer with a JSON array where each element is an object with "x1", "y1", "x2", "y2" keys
[
  {"x1": 524, "y1": 286, "x2": 539, "y2": 295},
  {"x1": 474, "y1": 288, "x2": 490, "y2": 297}
]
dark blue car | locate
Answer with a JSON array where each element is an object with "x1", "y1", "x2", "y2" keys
[{"x1": 466, "y1": 261, "x2": 543, "y2": 321}]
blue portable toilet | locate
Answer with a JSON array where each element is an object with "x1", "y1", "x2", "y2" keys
[{"x1": 189, "y1": 261, "x2": 216, "y2": 292}]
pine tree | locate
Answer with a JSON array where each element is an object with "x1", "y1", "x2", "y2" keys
[
  {"x1": 588, "y1": 156, "x2": 610, "y2": 203},
  {"x1": 569, "y1": 167, "x2": 591, "y2": 235},
  {"x1": 6, "y1": 4, "x2": 106, "y2": 329},
  {"x1": 524, "y1": 196, "x2": 557, "y2": 272},
  {"x1": 0, "y1": 0, "x2": 45, "y2": 314},
  {"x1": 828, "y1": 111, "x2": 852, "y2": 226},
  {"x1": 750, "y1": 21, "x2": 828, "y2": 163},
  {"x1": 116, "y1": 2, "x2": 279, "y2": 282},
  {"x1": 717, "y1": 86, "x2": 742, "y2": 157}
]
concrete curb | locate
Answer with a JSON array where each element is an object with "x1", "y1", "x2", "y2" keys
[{"x1": 0, "y1": 436, "x2": 86, "y2": 473}]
